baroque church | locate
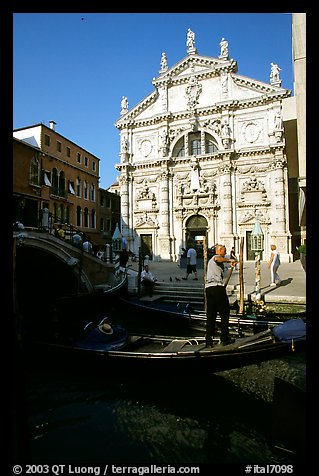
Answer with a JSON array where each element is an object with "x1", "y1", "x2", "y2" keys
[{"x1": 114, "y1": 30, "x2": 292, "y2": 263}]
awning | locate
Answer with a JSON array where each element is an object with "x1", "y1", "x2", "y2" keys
[
  {"x1": 44, "y1": 172, "x2": 51, "y2": 186},
  {"x1": 68, "y1": 182, "x2": 75, "y2": 194},
  {"x1": 298, "y1": 188, "x2": 306, "y2": 225}
]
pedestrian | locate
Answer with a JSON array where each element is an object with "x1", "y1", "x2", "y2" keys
[
  {"x1": 205, "y1": 244, "x2": 237, "y2": 347},
  {"x1": 82, "y1": 237, "x2": 93, "y2": 254},
  {"x1": 57, "y1": 224, "x2": 65, "y2": 240},
  {"x1": 141, "y1": 264, "x2": 157, "y2": 297},
  {"x1": 182, "y1": 245, "x2": 198, "y2": 280},
  {"x1": 72, "y1": 231, "x2": 82, "y2": 248},
  {"x1": 268, "y1": 244, "x2": 281, "y2": 286}
]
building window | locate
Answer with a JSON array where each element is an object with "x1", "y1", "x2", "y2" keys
[
  {"x1": 77, "y1": 153, "x2": 81, "y2": 163},
  {"x1": 100, "y1": 217, "x2": 105, "y2": 231},
  {"x1": 90, "y1": 184, "x2": 96, "y2": 201},
  {"x1": 29, "y1": 157, "x2": 40, "y2": 186},
  {"x1": 173, "y1": 137, "x2": 185, "y2": 157},
  {"x1": 44, "y1": 134, "x2": 50, "y2": 146},
  {"x1": 106, "y1": 219, "x2": 111, "y2": 232},
  {"x1": 84, "y1": 207, "x2": 89, "y2": 227},
  {"x1": 84, "y1": 156, "x2": 89, "y2": 167},
  {"x1": 66, "y1": 147, "x2": 71, "y2": 157},
  {"x1": 84, "y1": 181, "x2": 88, "y2": 199},
  {"x1": 189, "y1": 133, "x2": 201, "y2": 156},
  {"x1": 56, "y1": 141, "x2": 62, "y2": 152},
  {"x1": 76, "y1": 178, "x2": 81, "y2": 197},
  {"x1": 92, "y1": 161, "x2": 96, "y2": 172},
  {"x1": 100, "y1": 195, "x2": 105, "y2": 207},
  {"x1": 91, "y1": 209, "x2": 96, "y2": 229},
  {"x1": 59, "y1": 171, "x2": 66, "y2": 198},
  {"x1": 51, "y1": 168, "x2": 66, "y2": 197},
  {"x1": 76, "y1": 205, "x2": 82, "y2": 227},
  {"x1": 205, "y1": 133, "x2": 218, "y2": 153}
]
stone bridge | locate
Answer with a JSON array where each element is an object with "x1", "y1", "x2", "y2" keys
[{"x1": 13, "y1": 230, "x2": 117, "y2": 293}]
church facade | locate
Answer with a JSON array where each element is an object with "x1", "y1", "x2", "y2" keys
[{"x1": 115, "y1": 32, "x2": 292, "y2": 262}]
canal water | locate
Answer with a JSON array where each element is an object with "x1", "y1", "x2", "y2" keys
[{"x1": 16, "y1": 349, "x2": 306, "y2": 466}]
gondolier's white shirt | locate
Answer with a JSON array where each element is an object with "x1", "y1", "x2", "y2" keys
[{"x1": 205, "y1": 255, "x2": 225, "y2": 288}]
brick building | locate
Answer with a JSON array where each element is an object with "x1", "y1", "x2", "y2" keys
[{"x1": 13, "y1": 121, "x2": 102, "y2": 244}]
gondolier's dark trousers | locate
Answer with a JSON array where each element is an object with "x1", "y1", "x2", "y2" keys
[{"x1": 205, "y1": 285, "x2": 230, "y2": 346}]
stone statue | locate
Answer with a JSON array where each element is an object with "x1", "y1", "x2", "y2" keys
[
  {"x1": 221, "y1": 119, "x2": 230, "y2": 138},
  {"x1": 120, "y1": 96, "x2": 128, "y2": 115},
  {"x1": 270, "y1": 63, "x2": 281, "y2": 83},
  {"x1": 219, "y1": 37, "x2": 229, "y2": 58},
  {"x1": 160, "y1": 52, "x2": 168, "y2": 74},
  {"x1": 187, "y1": 28, "x2": 195, "y2": 50},
  {"x1": 121, "y1": 136, "x2": 128, "y2": 153},
  {"x1": 274, "y1": 111, "x2": 283, "y2": 130}
]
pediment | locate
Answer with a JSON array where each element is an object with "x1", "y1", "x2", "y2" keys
[
  {"x1": 116, "y1": 54, "x2": 290, "y2": 128},
  {"x1": 155, "y1": 54, "x2": 236, "y2": 83}
]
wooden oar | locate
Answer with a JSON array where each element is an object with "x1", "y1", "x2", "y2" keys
[
  {"x1": 203, "y1": 237, "x2": 207, "y2": 314},
  {"x1": 239, "y1": 237, "x2": 245, "y2": 314},
  {"x1": 224, "y1": 263, "x2": 234, "y2": 287}
]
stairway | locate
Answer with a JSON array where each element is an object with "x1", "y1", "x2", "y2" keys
[{"x1": 152, "y1": 281, "x2": 238, "y2": 311}]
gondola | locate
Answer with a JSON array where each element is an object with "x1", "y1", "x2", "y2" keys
[
  {"x1": 110, "y1": 293, "x2": 305, "y2": 336},
  {"x1": 23, "y1": 318, "x2": 306, "y2": 377},
  {"x1": 52, "y1": 271, "x2": 128, "y2": 319}
]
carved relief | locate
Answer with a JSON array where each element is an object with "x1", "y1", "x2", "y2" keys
[
  {"x1": 240, "y1": 176, "x2": 267, "y2": 202},
  {"x1": 185, "y1": 68, "x2": 202, "y2": 111},
  {"x1": 239, "y1": 208, "x2": 269, "y2": 225},
  {"x1": 242, "y1": 122, "x2": 261, "y2": 143},
  {"x1": 221, "y1": 73, "x2": 228, "y2": 99},
  {"x1": 202, "y1": 118, "x2": 221, "y2": 135},
  {"x1": 137, "y1": 183, "x2": 154, "y2": 200},
  {"x1": 136, "y1": 183, "x2": 157, "y2": 211},
  {"x1": 139, "y1": 139, "x2": 153, "y2": 157},
  {"x1": 135, "y1": 213, "x2": 158, "y2": 228}
]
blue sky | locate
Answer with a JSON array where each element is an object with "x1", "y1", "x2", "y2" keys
[{"x1": 13, "y1": 13, "x2": 293, "y2": 189}]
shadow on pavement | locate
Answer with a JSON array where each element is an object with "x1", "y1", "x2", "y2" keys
[{"x1": 262, "y1": 278, "x2": 293, "y2": 296}]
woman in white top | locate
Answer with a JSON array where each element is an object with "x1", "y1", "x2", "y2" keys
[{"x1": 268, "y1": 244, "x2": 281, "y2": 286}]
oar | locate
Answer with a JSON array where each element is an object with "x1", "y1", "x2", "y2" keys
[{"x1": 224, "y1": 264, "x2": 234, "y2": 287}]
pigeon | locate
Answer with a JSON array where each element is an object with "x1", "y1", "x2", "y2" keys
[
  {"x1": 175, "y1": 277, "x2": 181, "y2": 281},
  {"x1": 169, "y1": 277, "x2": 173, "y2": 282}
]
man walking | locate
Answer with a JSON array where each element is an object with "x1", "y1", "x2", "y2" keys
[{"x1": 182, "y1": 245, "x2": 198, "y2": 280}]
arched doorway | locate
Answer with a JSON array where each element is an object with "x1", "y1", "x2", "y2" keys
[{"x1": 185, "y1": 215, "x2": 208, "y2": 258}]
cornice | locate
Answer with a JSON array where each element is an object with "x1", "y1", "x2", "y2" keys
[
  {"x1": 232, "y1": 76, "x2": 290, "y2": 96},
  {"x1": 116, "y1": 94, "x2": 290, "y2": 131}
]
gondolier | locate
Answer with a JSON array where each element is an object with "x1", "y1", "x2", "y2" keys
[{"x1": 205, "y1": 244, "x2": 237, "y2": 347}]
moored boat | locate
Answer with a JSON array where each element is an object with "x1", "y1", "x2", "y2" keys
[
  {"x1": 110, "y1": 294, "x2": 305, "y2": 336},
  {"x1": 23, "y1": 318, "x2": 306, "y2": 377}
]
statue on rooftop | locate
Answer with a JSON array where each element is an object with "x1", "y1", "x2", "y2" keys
[
  {"x1": 120, "y1": 96, "x2": 128, "y2": 115},
  {"x1": 219, "y1": 37, "x2": 229, "y2": 59},
  {"x1": 160, "y1": 52, "x2": 168, "y2": 74},
  {"x1": 270, "y1": 63, "x2": 282, "y2": 84}
]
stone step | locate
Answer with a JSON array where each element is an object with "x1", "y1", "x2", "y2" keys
[{"x1": 152, "y1": 282, "x2": 238, "y2": 307}]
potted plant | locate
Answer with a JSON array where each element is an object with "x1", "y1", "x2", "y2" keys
[{"x1": 297, "y1": 244, "x2": 306, "y2": 272}]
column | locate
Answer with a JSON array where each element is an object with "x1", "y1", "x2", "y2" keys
[
  {"x1": 270, "y1": 153, "x2": 292, "y2": 262},
  {"x1": 159, "y1": 169, "x2": 171, "y2": 260},
  {"x1": 119, "y1": 173, "x2": 130, "y2": 244},
  {"x1": 219, "y1": 162, "x2": 234, "y2": 249}
]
